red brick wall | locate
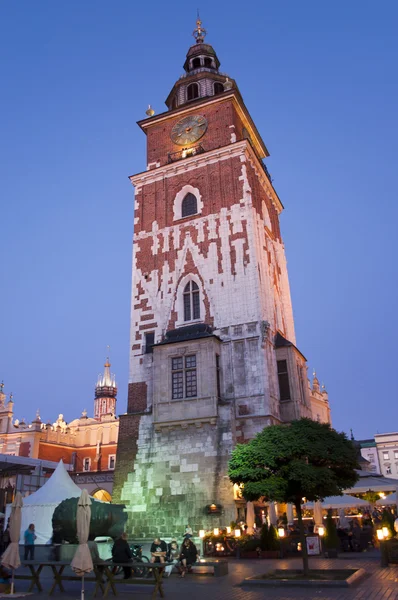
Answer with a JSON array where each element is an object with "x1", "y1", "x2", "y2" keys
[
  {"x1": 18, "y1": 441, "x2": 31, "y2": 457},
  {"x1": 112, "y1": 414, "x2": 142, "y2": 504},
  {"x1": 38, "y1": 443, "x2": 74, "y2": 464},
  {"x1": 127, "y1": 382, "x2": 147, "y2": 413}
]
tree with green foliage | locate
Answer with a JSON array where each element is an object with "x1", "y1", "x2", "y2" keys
[
  {"x1": 228, "y1": 418, "x2": 359, "y2": 574},
  {"x1": 381, "y1": 508, "x2": 395, "y2": 537}
]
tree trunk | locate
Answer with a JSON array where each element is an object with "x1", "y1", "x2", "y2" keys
[{"x1": 295, "y1": 501, "x2": 309, "y2": 576}]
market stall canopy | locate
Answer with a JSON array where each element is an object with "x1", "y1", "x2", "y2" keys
[
  {"x1": 376, "y1": 492, "x2": 397, "y2": 506},
  {"x1": 6, "y1": 460, "x2": 82, "y2": 544},
  {"x1": 345, "y1": 474, "x2": 398, "y2": 495},
  {"x1": 304, "y1": 494, "x2": 369, "y2": 509}
]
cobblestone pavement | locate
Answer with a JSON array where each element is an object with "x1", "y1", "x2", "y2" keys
[{"x1": 7, "y1": 552, "x2": 398, "y2": 600}]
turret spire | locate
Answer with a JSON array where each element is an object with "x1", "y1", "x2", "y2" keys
[{"x1": 193, "y1": 13, "x2": 207, "y2": 44}]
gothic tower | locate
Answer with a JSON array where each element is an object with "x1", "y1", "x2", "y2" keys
[
  {"x1": 113, "y1": 19, "x2": 317, "y2": 536},
  {"x1": 94, "y1": 359, "x2": 117, "y2": 419}
]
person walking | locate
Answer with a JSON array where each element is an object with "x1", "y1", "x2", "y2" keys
[
  {"x1": 112, "y1": 533, "x2": 133, "y2": 579},
  {"x1": 178, "y1": 537, "x2": 198, "y2": 578},
  {"x1": 24, "y1": 523, "x2": 37, "y2": 560}
]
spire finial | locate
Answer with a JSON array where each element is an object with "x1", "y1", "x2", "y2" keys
[
  {"x1": 193, "y1": 12, "x2": 206, "y2": 44},
  {"x1": 0, "y1": 381, "x2": 4, "y2": 392},
  {"x1": 105, "y1": 345, "x2": 111, "y2": 367}
]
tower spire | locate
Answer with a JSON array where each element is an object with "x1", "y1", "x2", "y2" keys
[{"x1": 193, "y1": 13, "x2": 206, "y2": 44}]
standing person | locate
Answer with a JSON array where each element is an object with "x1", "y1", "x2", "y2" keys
[
  {"x1": 178, "y1": 538, "x2": 198, "y2": 578},
  {"x1": 112, "y1": 533, "x2": 133, "y2": 579},
  {"x1": 150, "y1": 537, "x2": 167, "y2": 564},
  {"x1": 24, "y1": 523, "x2": 37, "y2": 560}
]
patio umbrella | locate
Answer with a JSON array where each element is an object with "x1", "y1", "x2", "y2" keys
[
  {"x1": 376, "y1": 492, "x2": 397, "y2": 506},
  {"x1": 1, "y1": 492, "x2": 23, "y2": 595},
  {"x1": 286, "y1": 504, "x2": 294, "y2": 525},
  {"x1": 304, "y1": 494, "x2": 369, "y2": 509},
  {"x1": 338, "y1": 508, "x2": 349, "y2": 529},
  {"x1": 268, "y1": 502, "x2": 277, "y2": 526},
  {"x1": 246, "y1": 501, "x2": 255, "y2": 534},
  {"x1": 71, "y1": 489, "x2": 93, "y2": 600},
  {"x1": 313, "y1": 501, "x2": 323, "y2": 526}
]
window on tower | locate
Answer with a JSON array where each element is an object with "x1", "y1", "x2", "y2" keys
[
  {"x1": 214, "y1": 82, "x2": 224, "y2": 95},
  {"x1": 183, "y1": 281, "x2": 200, "y2": 321},
  {"x1": 192, "y1": 57, "x2": 201, "y2": 69},
  {"x1": 187, "y1": 83, "x2": 199, "y2": 101},
  {"x1": 181, "y1": 193, "x2": 197, "y2": 217},
  {"x1": 277, "y1": 359, "x2": 291, "y2": 401},
  {"x1": 172, "y1": 355, "x2": 197, "y2": 399},
  {"x1": 204, "y1": 57, "x2": 212, "y2": 68}
]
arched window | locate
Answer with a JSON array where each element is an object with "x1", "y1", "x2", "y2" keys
[
  {"x1": 183, "y1": 281, "x2": 200, "y2": 321},
  {"x1": 204, "y1": 57, "x2": 212, "y2": 68},
  {"x1": 181, "y1": 193, "x2": 197, "y2": 217},
  {"x1": 192, "y1": 57, "x2": 201, "y2": 69},
  {"x1": 214, "y1": 82, "x2": 224, "y2": 95},
  {"x1": 187, "y1": 83, "x2": 199, "y2": 101}
]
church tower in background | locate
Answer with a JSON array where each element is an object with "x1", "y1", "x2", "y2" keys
[{"x1": 113, "y1": 19, "x2": 330, "y2": 536}]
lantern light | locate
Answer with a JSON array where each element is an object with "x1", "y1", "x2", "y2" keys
[
  {"x1": 377, "y1": 529, "x2": 385, "y2": 540},
  {"x1": 318, "y1": 526, "x2": 325, "y2": 536},
  {"x1": 278, "y1": 527, "x2": 285, "y2": 537},
  {"x1": 199, "y1": 530, "x2": 205, "y2": 538},
  {"x1": 213, "y1": 528, "x2": 219, "y2": 536},
  {"x1": 382, "y1": 527, "x2": 389, "y2": 538},
  {"x1": 226, "y1": 526, "x2": 231, "y2": 534},
  {"x1": 234, "y1": 529, "x2": 241, "y2": 537}
]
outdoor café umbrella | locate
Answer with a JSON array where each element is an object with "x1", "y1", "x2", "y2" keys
[
  {"x1": 246, "y1": 501, "x2": 255, "y2": 534},
  {"x1": 313, "y1": 501, "x2": 323, "y2": 526},
  {"x1": 1, "y1": 492, "x2": 23, "y2": 595},
  {"x1": 268, "y1": 502, "x2": 277, "y2": 526},
  {"x1": 71, "y1": 489, "x2": 93, "y2": 600}
]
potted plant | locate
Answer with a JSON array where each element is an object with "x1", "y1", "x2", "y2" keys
[{"x1": 323, "y1": 512, "x2": 339, "y2": 558}]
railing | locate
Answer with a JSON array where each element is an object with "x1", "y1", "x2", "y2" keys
[{"x1": 167, "y1": 144, "x2": 205, "y2": 163}]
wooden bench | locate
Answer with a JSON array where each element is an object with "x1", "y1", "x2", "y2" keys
[
  {"x1": 15, "y1": 560, "x2": 172, "y2": 598},
  {"x1": 190, "y1": 559, "x2": 228, "y2": 577}
]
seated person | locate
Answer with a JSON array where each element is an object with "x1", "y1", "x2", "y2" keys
[
  {"x1": 165, "y1": 539, "x2": 179, "y2": 577},
  {"x1": 0, "y1": 565, "x2": 11, "y2": 594},
  {"x1": 179, "y1": 538, "x2": 198, "y2": 578},
  {"x1": 150, "y1": 537, "x2": 167, "y2": 564},
  {"x1": 112, "y1": 533, "x2": 133, "y2": 579}
]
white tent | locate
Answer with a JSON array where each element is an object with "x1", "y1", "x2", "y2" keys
[
  {"x1": 304, "y1": 494, "x2": 369, "y2": 509},
  {"x1": 345, "y1": 475, "x2": 398, "y2": 495},
  {"x1": 376, "y1": 492, "x2": 397, "y2": 506},
  {"x1": 6, "y1": 460, "x2": 82, "y2": 544}
]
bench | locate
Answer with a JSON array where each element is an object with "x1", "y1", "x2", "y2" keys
[
  {"x1": 190, "y1": 559, "x2": 228, "y2": 577},
  {"x1": 14, "y1": 560, "x2": 172, "y2": 598}
]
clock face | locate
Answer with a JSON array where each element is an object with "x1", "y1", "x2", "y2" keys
[{"x1": 171, "y1": 115, "x2": 208, "y2": 146}]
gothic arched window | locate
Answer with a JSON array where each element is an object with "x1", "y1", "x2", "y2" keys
[
  {"x1": 187, "y1": 83, "x2": 199, "y2": 101},
  {"x1": 183, "y1": 281, "x2": 200, "y2": 321},
  {"x1": 192, "y1": 58, "x2": 201, "y2": 69},
  {"x1": 214, "y1": 82, "x2": 224, "y2": 95},
  {"x1": 181, "y1": 193, "x2": 197, "y2": 218}
]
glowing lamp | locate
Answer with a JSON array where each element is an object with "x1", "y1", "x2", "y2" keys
[
  {"x1": 382, "y1": 527, "x2": 389, "y2": 538},
  {"x1": 278, "y1": 527, "x2": 285, "y2": 537},
  {"x1": 318, "y1": 526, "x2": 325, "y2": 536},
  {"x1": 226, "y1": 526, "x2": 231, "y2": 534},
  {"x1": 377, "y1": 529, "x2": 384, "y2": 540},
  {"x1": 213, "y1": 528, "x2": 219, "y2": 536},
  {"x1": 234, "y1": 529, "x2": 241, "y2": 537},
  {"x1": 379, "y1": 492, "x2": 386, "y2": 499},
  {"x1": 199, "y1": 530, "x2": 205, "y2": 538}
]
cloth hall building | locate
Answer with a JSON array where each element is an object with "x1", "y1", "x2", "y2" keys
[{"x1": 112, "y1": 20, "x2": 331, "y2": 536}]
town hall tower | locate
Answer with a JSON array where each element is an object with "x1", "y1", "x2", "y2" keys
[{"x1": 113, "y1": 19, "x2": 330, "y2": 536}]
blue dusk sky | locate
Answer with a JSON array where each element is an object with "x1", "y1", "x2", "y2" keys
[{"x1": 1, "y1": 1, "x2": 397, "y2": 439}]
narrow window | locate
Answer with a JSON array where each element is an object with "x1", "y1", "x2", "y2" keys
[
  {"x1": 183, "y1": 281, "x2": 200, "y2": 321},
  {"x1": 394, "y1": 451, "x2": 398, "y2": 460},
  {"x1": 386, "y1": 465, "x2": 392, "y2": 475},
  {"x1": 172, "y1": 355, "x2": 197, "y2": 399},
  {"x1": 204, "y1": 57, "x2": 212, "y2": 68},
  {"x1": 383, "y1": 451, "x2": 389, "y2": 460},
  {"x1": 216, "y1": 354, "x2": 221, "y2": 398},
  {"x1": 181, "y1": 193, "x2": 197, "y2": 217},
  {"x1": 187, "y1": 83, "x2": 199, "y2": 101},
  {"x1": 192, "y1": 57, "x2": 201, "y2": 69},
  {"x1": 277, "y1": 360, "x2": 291, "y2": 401},
  {"x1": 145, "y1": 331, "x2": 155, "y2": 354},
  {"x1": 83, "y1": 458, "x2": 90, "y2": 472},
  {"x1": 214, "y1": 82, "x2": 224, "y2": 95},
  {"x1": 108, "y1": 455, "x2": 116, "y2": 470}
]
